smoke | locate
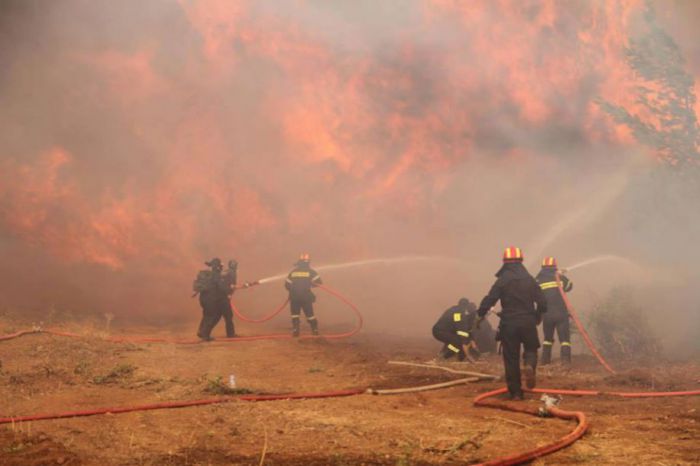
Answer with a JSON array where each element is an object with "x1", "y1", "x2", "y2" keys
[{"x1": 0, "y1": 0, "x2": 698, "y2": 354}]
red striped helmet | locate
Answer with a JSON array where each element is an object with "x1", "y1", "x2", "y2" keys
[
  {"x1": 503, "y1": 246, "x2": 523, "y2": 262},
  {"x1": 542, "y1": 257, "x2": 557, "y2": 267},
  {"x1": 299, "y1": 253, "x2": 310, "y2": 262}
]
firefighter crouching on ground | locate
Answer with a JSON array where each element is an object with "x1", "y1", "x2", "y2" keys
[
  {"x1": 285, "y1": 253, "x2": 322, "y2": 337},
  {"x1": 432, "y1": 298, "x2": 480, "y2": 362},
  {"x1": 536, "y1": 257, "x2": 573, "y2": 365},
  {"x1": 476, "y1": 247, "x2": 548, "y2": 400}
]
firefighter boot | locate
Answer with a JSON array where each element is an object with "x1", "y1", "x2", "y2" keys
[
  {"x1": 292, "y1": 318, "x2": 300, "y2": 337},
  {"x1": 561, "y1": 343, "x2": 572, "y2": 365},
  {"x1": 541, "y1": 343, "x2": 553, "y2": 365},
  {"x1": 310, "y1": 319, "x2": 319, "y2": 336},
  {"x1": 523, "y1": 350, "x2": 537, "y2": 389}
]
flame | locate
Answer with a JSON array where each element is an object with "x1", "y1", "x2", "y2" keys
[{"x1": 0, "y1": 0, "x2": 696, "y2": 280}]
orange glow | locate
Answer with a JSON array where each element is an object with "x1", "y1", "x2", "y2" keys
[{"x1": 0, "y1": 0, "x2": 696, "y2": 275}]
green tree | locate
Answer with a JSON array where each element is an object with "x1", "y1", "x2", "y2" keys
[{"x1": 598, "y1": 1, "x2": 699, "y2": 167}]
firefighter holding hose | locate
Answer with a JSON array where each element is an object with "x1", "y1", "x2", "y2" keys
[
  {"x1": 285, "y1": 253, "x2": 322, "y2": 337},
  {"x1": 193, "y1": 258, "x2": 238, "y2": 340},
  {"x1": 536, "y1": 257, "x2": 573, "y2": 365},
  {"x1": 432, "y1": 298, "x2": 480, "y2": 362},
  {"x1": 476, "y1": 247, "x2": 547, "y2": 400},
  {"x1": 219, "y1": 259, "x2": 239, "y2": 338}
]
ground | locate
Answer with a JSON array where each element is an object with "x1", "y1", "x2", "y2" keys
[{"x1": 0, "y1": 319, "x2": 698, "y2": 465}]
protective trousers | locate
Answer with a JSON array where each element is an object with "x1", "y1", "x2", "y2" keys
[
  {"x1": 197, "y1": 301, "x2": 221, "y2": 339},
  {"x1": 290, "y1": 298, "x2": 318, "y2": 336},
  {"x1": 500, "y1": 323, "x2": 540, "y2": 397},
  {"x1": 541, "y1": 315, "x2": 571, "y2": 364},
  {"x1": 219, "y1": 300, "x2": 236, "y2": 337},
  {"x1": 432, "y1": 328, "x2": 469, "y2": 360}
]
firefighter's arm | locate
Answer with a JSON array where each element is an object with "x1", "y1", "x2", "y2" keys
[
  {"x1": 477, "y1": 279, "x2": 502, "y2": 318},
  {"x1": 561, "y1": 275, "x2": 573, "y2": 293},
  {"x1": 534, "y1": 280, "x2": 548, "y2": 315},
  {"x1": 285, "y1": 273, "x2": 292, "y2": 291},
  {"x1": 311, "y1": 269, "x2": 322, "y2": 287}
]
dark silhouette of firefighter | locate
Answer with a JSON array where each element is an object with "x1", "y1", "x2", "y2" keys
[
  {"x1": 432, "y1": 298, "x2": 480, "y2": 362},
  {"x1": 536, "y1": 257, "x2": 573, "y2": 365},
  {"x1": 285, "y1": 253, "x2": 322, "y2": 336},
  {"x1": 476, "y1": 247, "x2": 547, "y2": 400},
  {"x1": 193, "y1": 258, "x2": 238, "y2": 340},
  {"x1": 219, "y1": 259, "x2": 238, "y2": 337}
]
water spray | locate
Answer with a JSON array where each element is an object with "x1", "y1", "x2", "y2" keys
[
  {"x1": 242, "y1": 255, "x2": 461, "y2": 287},
  {"x1": 563, "y1": 254, "x2": 636, "y2": 272}
]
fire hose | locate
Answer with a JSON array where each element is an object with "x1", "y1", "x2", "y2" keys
[
  {"x1": 2, "y1": 278, "x2": 698, "y2": 463},
  {"x1": 555, "y1": 272, "x2": 616, "y2": 374},
  {"x1": 472, "y1": 387, "x2": 588, "y2": 466},
  {"x1": 2, "y1": 384, "x2": 698, "y2": 465},
  {"x1": 0, "y1": 284, "x2": 362, "y2": 345}
]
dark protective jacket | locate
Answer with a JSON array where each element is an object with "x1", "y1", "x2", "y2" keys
[
  {"x1": 285, "y1": 263, "x2": 322, "y2": 301},
  {"x1": 221, "y1": 268, "x2": 237, "y2": 295},
  {"x1": 432, "y1": 305, "x2": 476, "y2": 340},
  {"x1": 535, "y1": 267, "x2": 572, "y2": 318},
  {"x1": 477, "y1": 262, "x2": 548, "y2": 324},
  {"x1": 197, "y1": 270, "x2": 228, "y2": 308}
]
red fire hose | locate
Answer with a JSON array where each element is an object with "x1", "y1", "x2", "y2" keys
[
  {"x1": 556, "y1": 272, "x2": 616, "y2": 374},
  {"x1": 0, "y1": 389, "x2": 365, "y2": 425},
  {"x1": 472, "y1": 387, "x2": 588, "y2": 466},
  {"x1": 2, "y1": 384, "x2": 698, "y2": 465},
  {"x1": 231, "y1": 298, "x2": 288, "y2": 323}
]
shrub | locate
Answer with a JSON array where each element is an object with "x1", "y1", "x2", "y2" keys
[{"x1": 587, "y1": 287, "x2": 661, "y2": 361}]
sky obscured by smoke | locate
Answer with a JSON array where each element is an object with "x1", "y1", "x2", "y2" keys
[{"x1": 0, "y1": 0, "x2": 698, "y2": 353}]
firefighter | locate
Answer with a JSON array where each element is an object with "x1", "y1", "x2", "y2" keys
[
  {"x1": 536, "y1": 257, "x2": 573, "y2": 365},
  {"x1": 217, "y1": 259, "x2": 238, "y2": 338},
  {"x1": 193, "y1": 258, "x2": 225, "y2": 341},
  {"x1": 476, "y1": 247, "x2": 548, "y2": 400},
  {"x1": 285, "y1": 253, "x2": 322, "y2": 336},
  {"x1": 432, "y1": 298, "x2": 479, "y2": 362}
]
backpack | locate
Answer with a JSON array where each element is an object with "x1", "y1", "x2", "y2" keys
[{"x1": 193, "y1": 270, "x2": 215, "y2": 293}]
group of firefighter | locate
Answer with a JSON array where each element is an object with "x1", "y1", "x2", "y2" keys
[
  {"x1": 193, "y1": 253, "x2": 322, "y2": 341},
  {"x1": 193, "y1": 246, "x2": 572, "y2": 401},
  {"x1": 432, "y1": 246, "x2": 573, "y2": 400}
]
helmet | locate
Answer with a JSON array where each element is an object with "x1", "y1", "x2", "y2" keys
[
  {"x1": 458, "y1": 297, "x2": 476, "y2": 312},
  {"x1": 205, "y1": 257, "x2": 223, "y2": 269},
  {"x1": 299, "y1": 253, "x2": 310, "y2": 262},
  {"x1": 502, "y1": 246, "x2": 523, "y2": 262},
  {"x1": 541, "y1": 257, "x2": 557, "y2": 267}
]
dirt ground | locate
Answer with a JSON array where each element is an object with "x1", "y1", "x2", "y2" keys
[{"x1": 1, "y1": 319, "x2": 698, "y2": 465}]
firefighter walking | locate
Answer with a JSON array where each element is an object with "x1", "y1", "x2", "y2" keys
[
  {"x1": 476, "y1": 247, "x2": 547, "y2": 400},
  {"x1": 285, "y1": 253, "x2": 322, "y2": 336},
  {"x1": 193, "y1": 258, "x2": 238, "y2": 340},
  {"x1": 432, "y1": 298, "x2": 479, "y2": 362},
  {"x1": 536, "y1": 257, "x2": 573, "y2": 365}
]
